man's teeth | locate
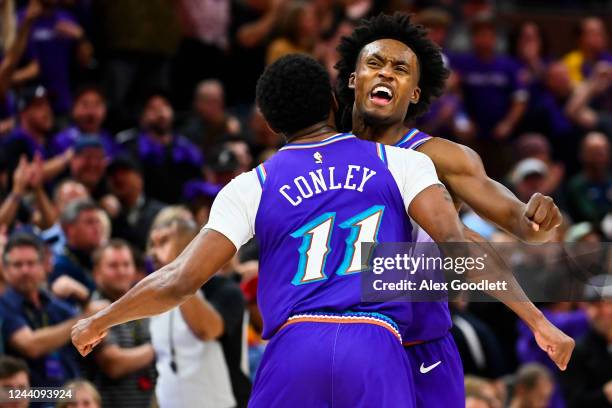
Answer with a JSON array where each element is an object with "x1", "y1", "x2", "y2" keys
[{"x1": 372, "y1": 86, "x2": 392, "y2": 97}]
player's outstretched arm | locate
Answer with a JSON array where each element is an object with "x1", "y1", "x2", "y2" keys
[
  {"x1": 71, "y1": 229, "x2": 237, "y2": 356},
  {"x1": 417, "y1": 138, "x2": 561, "y2": 243}
]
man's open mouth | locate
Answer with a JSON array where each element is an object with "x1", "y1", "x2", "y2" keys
[{"x1": 369, "y1": 85, "x2": 394, "y2": 106}]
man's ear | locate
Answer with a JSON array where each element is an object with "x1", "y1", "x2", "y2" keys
[
  {"x1": 410, "y1": 87, "x2": 421, "y2": 104},
  {"x1": 348, "y1": 73, "x2": 356, "y2": 89}
]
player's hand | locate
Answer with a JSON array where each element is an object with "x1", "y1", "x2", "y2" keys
[
  {"x1": 533, "y1": 318, "x2": 574, "y2": 370},
  {"x1": 603, "y1": 380, "x2": 612, "y2": 403},
  {"x1": 72, "y1": 316, "x2": 108, "y2": 357},
  {"x1": 523, "y1": 193, "x2": 562, "y2": 233}
]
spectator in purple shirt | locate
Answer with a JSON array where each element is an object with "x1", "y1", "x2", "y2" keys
[
  {"x1": 50, "y1": 85, "x2": 118, "y2": 158},
  {"x1": 117, "y1": 92, "x2": 203, "y2": 204},
  {"x1": 450, "y1": 13, "x2": 529, "y2": 177},
  {"x1": 2, "y1": 85, "x2": 54, "y2": 178},
  {"x1": 18, "y1": 0, "x2": 92, "y2": 116}
]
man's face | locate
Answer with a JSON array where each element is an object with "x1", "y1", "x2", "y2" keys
[
  {"x1": 351, "y1": 39, "x2": 420, "y2": 129},
  {"x1": 66, "y1": 209, "x2": 104, "y2": 251},
  {"x1": 196, "y1": 85, "x2": 224, "y2": 123},
  {"x1": 581, "y1": 18, "x2": 607, "y2": 54},
  {"x1": 142, "y1": 96, "x2": 173, "y2": 135},
  {"x1": 472, "y1": 26, "x2": 497, "y2": 56},
  {"x1": 108, "y1": 169, "x2": 142, "y2": 203},
  {"x1": 0, "y1": 371, "x2": 29, "y2": 408},
  {"x1": 582, "y1": 135, "x2": 610, "y2": 173},
  {"x1": 73, "y1": 91, "x2": 107, "y2": 134},
  {"x1": 94, "y1": 247, "x2": 135, "y2": 299},
  {"x1": 523, "y1": 377, "x2": 554, "y2": 408},
  {"x1": 70, "y1": 147, "x2": 107, "y2": 188},
  {"x1": 586, "y1": 300, "x2": 612, "y2": 338},
  {"x1": 148, "y1": 226, "x2": 176, "y2": 269},
  {"x1": 22, "y1": 98, "x2": 53, "y2": 134},
  {"x1": 3, "y1": 246, "x2": 45, "y2": 296},
  {"x1": 56, "y1": 182, "x2": 90, "y2": 213}
]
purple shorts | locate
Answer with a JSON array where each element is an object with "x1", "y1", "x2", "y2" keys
[
  {"x1": 249, "y1": 313, "x2": 416, "y2": 407},
  {"x1": 404, "y1": 332, "x2": 465, "y2": 407}
]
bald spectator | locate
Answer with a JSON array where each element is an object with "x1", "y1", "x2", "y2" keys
[
  {"x1": 117, "y1": 92, "x2": 203, "y2": 204},
  {"x1": 41, "y1": 179, "x2": 90, "y2": 255},
  {"x1": 106, "y1": 155, "x2": 165, "y2": 251},
  {"x1": 566, "y1": 132, "x2": 611, "y2": 224},
  {"x1": 50, "y1": 200, "x2": 105, "y2": 305},
  {"x1": 562, "y1": 276, "x2": 612, "y2": 407},
  {"x1": 509, "y1": 364, "x2": 554, "y2": 408},
  {"x1": 562, "y1": 17, "x2": 612, "y2": 85},
  {"x1": 0, "y1": 233, "x2": 104, "y2": 388},
  {"x1": 180, "y1": 80, "x2": 241, "y2": 154},
  {"x1": 89, "y1": 240, "x2": 155, "y2": 408}
]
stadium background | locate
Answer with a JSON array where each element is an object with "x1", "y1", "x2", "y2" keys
[{"x1": 0, "y1": 0, "x2": 610, "y2": 407}]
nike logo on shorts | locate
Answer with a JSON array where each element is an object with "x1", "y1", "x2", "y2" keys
[{"x1": 419, "y1": 361, "x2": 442, "y2": 374}]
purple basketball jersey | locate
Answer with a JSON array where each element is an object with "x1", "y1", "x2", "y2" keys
[
  {"x1": 254, "y1": 134, "x2": 415, "y2": 339},
  {"x1": 395, "y1": 129, "x2": 453, "y2": 343}
]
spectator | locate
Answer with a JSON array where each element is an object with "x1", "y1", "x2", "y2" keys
[
  {"x1": 67, "y1": 137, "x2": 108, "y2": 200},
  {"x1": 171, "y1": 0, "x2": 230, "y2": 109},
  {"x1": 566, "y1": 132, "x2": 611, "y2": 224},
  {"x1": 58, "y1": 380, "x2": 101, "y2": 408},
  {"x1": 204, "y1": 144, "x2": 241, "y2": 186},
  {"x1": 181, "y1": 181, "x2": 220, "y2": 226},
  {"x1": 50, "y1": 200, "x2": 104, "y2": 305},
  {"x1": 40, "y1": 179, "x2": 90, "y2": 255},
  {"x1": 514, "y1": 133, "x2": 565, "y2": 197},
  {"x1": 117, "y1": 92, "x2": 203, "y2": 204},
  {"x1": 510, "y1": 158, "x2": 550, "y2": 202},
  {"x1": 561, "y1": 275, "x2": 612, "y2": 407},
  {"x1": 465, "y1": 375, "x2": 504, "y2": 408},
  {"x1": 509, "y1": 21, "x2": 549, "y2": 96},
  {"x1": 562, "y1": 17, "x2": 612, "y2": 85},
  {"x1": 18, "y1": 0, "x2": 92, "y2": 116},
  {"x1": 246, "y1": 107, "x2": 281, "y2": 161},
  {"x1": 451, "y1": 13, "x2": 528, "y2": 178},
  {"x1": 265, "y1": 0, "x2": 318, "y2": 65},
  {"x1": 2, "y1": 86, "x2": 54, "y2": 175},
  {"x1": 0, "y1": 355, "x2": 29, "y2": 408},
  {"x1": 106, "y1": 155, "x2": 165, "y2": 251},
  {"x1": 148, "y1": 209, "x2": 235, "y2": 408},
  {"x1": 509, "y1": 363, "x2": 554, "y2": 408},
  {"x1": 89, "y1": 240, "x2": 155, "y2": 408},
  {"x1": 50, "y1": 86, "x2": 118, "y2": 158},
  {"x1": 0, "y1": 233, "x2": 103, "y2": 388},
  {"x1": 179, "y1": 80, "x2": 241, "y2": 154}
]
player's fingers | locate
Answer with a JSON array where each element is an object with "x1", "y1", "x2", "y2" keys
[
  {"x1": 527, "y1": 219, "x2": 540, "y2": 232},
  {"x1": 531, "y1": 200, "x2": 551, "y2": 225},
  {"x1": 540, "y1": 209, "x2": 556, "y2": 231},
  {"x1": 524, "y1": 194, "x2": 540, "y2": 219}
]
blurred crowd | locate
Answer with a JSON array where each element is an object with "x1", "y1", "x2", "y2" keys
[{"x1": 0, "y1": 0, "x2": 610, "y2": 407}]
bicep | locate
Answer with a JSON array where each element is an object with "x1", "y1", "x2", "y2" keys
[{"x1": 408, "y1": 184, "x2": 463, "y2": 243}]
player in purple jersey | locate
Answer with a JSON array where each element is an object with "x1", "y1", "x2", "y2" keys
[
  {"x1": 335, "y1": 13, "x2": 575, "y2": 407},
  {"x1": 71, "y1": 54, "x2": 475, "y2": 407}
]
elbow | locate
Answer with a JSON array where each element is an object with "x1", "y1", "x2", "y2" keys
[
  {"x1": 193, "y1": 320, "x2": 224, "y2": 341},
  {"x1": 22, "y1": 345, "x2": 45, "y2": 360}
]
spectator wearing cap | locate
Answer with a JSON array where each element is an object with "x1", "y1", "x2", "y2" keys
[
  {"x1": 2, "y1": 86, "x2": 54, "y2": 176},
  {"x1": 68, "y1": 136, "x2": 109, "y2": 200},
  {"x1": 49, "y1": 200, "x2": 104, "y2": 305},
  {"x1": 179, "y1": 80, "x2": 241, "y2": 154},
  {"x1": 89, "y1": 240, "x2": 156, "y2": 408},
  {"x1": 107, "y1": 155, "x2": 165, "y2": 251},
  {"x1": 17, "y1": 0, "x2": 92, "y2": 115},
  {"x1": 561, "y1": 275, "x2": 612, "y2": 407},
  {"x1": 0, "y1": 233, "x2": 105, "y2": 388},
  {"x1": 50, "y1": 86, "x2": 119, "y2": 158},
  {"x1": 450, "y1": 13, "x2": 528, "y2": 178},
  {"x1": 514, "y1": 133, "x2": 565, "y2": 197},
  {"x1": 204, "y1": 144, "x2": 241, "y2": 186},
  {"x1": 182, "y1": 180, "x2": 220, "y2": 226},
  {"x1": 566, "y1": 132, "x2": 612, "y2": 225},
  {"x1": 116, "y1": 92, "x2": 203, "y2": 204},
  {"x1": 0, "y1": 355, "x2": 30, "y2": 408},
  {"x1": 510, "y1": 158, "x2": 550, "y2": 203}
]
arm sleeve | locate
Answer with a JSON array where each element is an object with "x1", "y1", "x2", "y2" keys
[
  {"x1": 0, "y1": 305, "x2": 28, "y2": 343},
  {"x1": 203, "y1": 170, "x2": 262, "y2": 250},
  {"x1": 385, "y1": 145, "x2": 441, "y2": 210}
]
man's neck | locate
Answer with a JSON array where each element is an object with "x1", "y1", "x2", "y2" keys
[
  {"x1": 353, "y1": 113, "x2": 412, "y2": 146},
  {"x1": 21, "y1": 124, "x2": 45, "y2": 146},
  {"x1": 122, "y1": 192, "x2": 142, "y2": 210},
  {"x1": 26, "y1": 290, "x2": 41, "y2": 309},
  {"x1": 148, "y1": 131, "x2": 173, "y2": 145},
  {"x1": 286, "y1": 122, "x2": 338, "y2": 144}
]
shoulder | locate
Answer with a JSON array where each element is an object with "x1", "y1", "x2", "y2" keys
[{"x1": 416, "y1": 137, "x2": 484, "y2": 177}]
